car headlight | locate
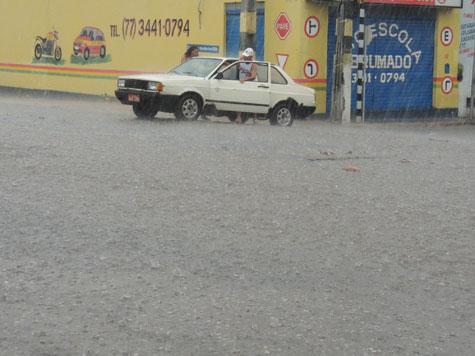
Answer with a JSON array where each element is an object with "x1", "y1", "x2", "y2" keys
[
  {"x1": 118, "y1": 79, "x2": 125, "y2": 87},
  {"x1": 147, "y1": 81, "x2": 163, "y2": 91}
]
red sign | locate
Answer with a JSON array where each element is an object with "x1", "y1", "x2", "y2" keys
[
  {"x1": 304, "y1": 59, "x2": 318, "y2": 79},
  {"x1": 441, "y1": 76, "x2": 454, "y2": 94},
  {"x1": 366, "y1": 0, "x2": 435, "y2": 4},
  {"x1": 365, "y1": 0, "x2": 461, "y2": 6},
  {"x1": 440, "y1": 26, "x2": 453, "y2": 46},
  {"x1": 304, "y1": 16, "x2": 320, "y2": 38},
  {"x1": 276, "y1": 53, "x2": 289, "y2": 69},
  {"x1": 274, "y1": 12, "x2": 292, "y2": 40}
]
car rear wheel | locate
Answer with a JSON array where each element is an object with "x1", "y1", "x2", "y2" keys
[
  {"x1": 270, "y1": 102, "x2": 294, "y2": 127},
  {"x1": 84, "y1": 48, "x2": 90, "y2": 60},
  {"x1": 100, "y1": 46, "x2": 106, "y2": 58},
  {"x1": 133, "y1": 102, "x2": 159, "y2": 119},
  {"x1": 174, "y1": 94, "x2": 202, "y2": 120}
]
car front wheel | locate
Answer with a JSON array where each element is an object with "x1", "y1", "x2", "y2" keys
[
  {"x1": 174, "y1": 94, "x2": 201, "y2": 120},
  {"x1": 133, "y1": 102, "x2": 159, "y2": 119},
  {"x1": 270, "y1": 102, "x2": 294, "y2": 127}
]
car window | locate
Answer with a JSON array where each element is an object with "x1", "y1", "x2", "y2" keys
[
  {"x1": 219, "y1": 62, "x2": 268, "y2": 82},
  {"x1": 215, "y1": 60, "x2": 236, "y2": 73},
  {"x1": 220, "y1": 63, "x2": 239, "y2": 80},
  {"x1": 271, "y1": 67, "x2": 288, "y2": 85},
  {"x1": 168, "y1": 58, "x2": 222, "y2": 78},
  {"x1": 256, "y1": 63, "x2": 268, "y2": 83}
]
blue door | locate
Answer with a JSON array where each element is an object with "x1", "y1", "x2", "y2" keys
[
  {"x1": 226, "y1": 8, "x2": 265, "y2": 60},
  {"x1": 326, "y1": 8, "x2": 435, "y2": 112}
]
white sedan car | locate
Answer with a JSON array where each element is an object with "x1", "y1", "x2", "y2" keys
[{"x1": 115, "y1": 57, "x2": 316, "y2": 126}]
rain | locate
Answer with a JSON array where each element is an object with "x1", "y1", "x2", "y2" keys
[{"x1": 1, "y1": 1, "x2": 474, "y2": 355}]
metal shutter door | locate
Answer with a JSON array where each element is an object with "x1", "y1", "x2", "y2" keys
[
  {"x1": 226, "y1": 9, "x2": 265, "y2": 61},
  {"x1": 327, "y1": 8, "x2": 435, "y2": 112}
]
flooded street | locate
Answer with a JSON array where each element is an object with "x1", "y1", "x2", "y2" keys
[{"x1": 1, "y1": 92, "x2": 474, "y2": 355}]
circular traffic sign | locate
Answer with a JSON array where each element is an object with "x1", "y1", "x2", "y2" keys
[
  {"x1": 441, "y1": 76, "x2": 453, "y2": 94},
  {"x1": 440, "y1": 26, "x2": 453, "y2": 46},
  {"x1": 304, "y1": 16, "x2": 320, "y2": 38},
  {"x1": 304, "y1": 59, "x2": 318, "y2": 79}
]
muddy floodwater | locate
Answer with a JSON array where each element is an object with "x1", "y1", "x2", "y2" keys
[{"x1": 1, "y1": 92, "x2": 474, "y2": 355}]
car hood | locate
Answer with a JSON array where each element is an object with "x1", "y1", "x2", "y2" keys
[{"x1": 118, "y1": 73, "x2": 205, "y2": 82}]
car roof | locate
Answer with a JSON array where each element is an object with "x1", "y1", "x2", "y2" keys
[
  {"x1": 81, "y1": 26, "x2": 102, "y2": 32},
  {"x1": 193, "y1": 56, "x2": 274, "y2": 65}
]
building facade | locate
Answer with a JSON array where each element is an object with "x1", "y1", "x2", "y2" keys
[{"x1": 0, "y1": 0, "x2": 467, "y2": 118}]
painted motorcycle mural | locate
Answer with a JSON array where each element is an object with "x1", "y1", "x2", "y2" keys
[{"x1": 34, "y1": 29, "x2": 62, "y2": 61}]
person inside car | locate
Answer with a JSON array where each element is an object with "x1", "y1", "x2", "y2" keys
[{"x1": 236, "y1": 48, "x2": 258, "y2": 124}]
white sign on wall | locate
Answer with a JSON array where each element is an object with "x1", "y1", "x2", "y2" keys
[{"x1": 457, "y1": 0, "x2": 475, "y2": 117}]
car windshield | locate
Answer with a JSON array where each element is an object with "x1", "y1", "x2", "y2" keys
[{"x1": 168, "y1": 58, "x2": 222, "y2": 78}]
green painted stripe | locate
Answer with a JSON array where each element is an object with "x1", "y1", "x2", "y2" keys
[
  {"x1": 433, "y1": 84, "x2": 459, "y2": 89},
  {"x1": 0, "y1": 68, "x2": 116, "y2": 80}
]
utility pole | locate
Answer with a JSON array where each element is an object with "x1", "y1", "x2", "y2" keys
[
  {"x1": 331, "y1": 0, "x2": 354, "y2": 123},
  {"x1": 471, "y1": 50, "x2": 475, "y2": 121},
  {"x1": 355, "y1": 2, "x2": 366, "y2": 123},
  {"x1": 239, "y1": 0, "x2": 256, "y2": 53}
]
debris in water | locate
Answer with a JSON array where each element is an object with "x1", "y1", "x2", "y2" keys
[
  {"x1": 343, "y1": 166, "x2": 360, "y2": 172},
  {"x1": 400, "y1": 158, "x2": 417, "y2": 163}
]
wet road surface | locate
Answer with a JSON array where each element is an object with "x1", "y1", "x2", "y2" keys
[{"x1": 1, "y1": 93, "x2": 474, "y2": 355}]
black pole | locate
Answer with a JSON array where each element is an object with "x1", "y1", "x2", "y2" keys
[{"x1": 356, "y1": 4, "x2": 366, "y2": 123}]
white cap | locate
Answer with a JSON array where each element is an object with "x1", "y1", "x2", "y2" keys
[{"x1": 242, "y1": 48, "x2": 254, "y2": 57}]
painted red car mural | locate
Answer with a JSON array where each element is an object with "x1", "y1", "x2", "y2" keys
[{"x1": 73, "y1": 26, "x2": 106, "y2": 60}]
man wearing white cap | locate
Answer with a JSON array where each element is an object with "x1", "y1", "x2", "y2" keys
[
  {"x1": 236, "y1": 48, "x2": 257, "y2": 123},
  {"x1": 238, "y1": 48, "x2": 257, "y2": 83}
]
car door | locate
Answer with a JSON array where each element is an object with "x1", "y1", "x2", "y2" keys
[{"x1": 208, "y1": 62, "x2": 270, "y2": 114}]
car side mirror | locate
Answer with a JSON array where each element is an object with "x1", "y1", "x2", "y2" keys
[{"x1": 215, "y1": 72, "x2": 223, "y2": 80}]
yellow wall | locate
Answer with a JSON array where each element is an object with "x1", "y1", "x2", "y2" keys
[
  {"x1": 433, "y1": 9, "x2": 460, "y2": 109},
  {"x1": 0, "y1": 0, "x2": 229, "y2": 96},
  {"x1": 264, "y1": 0, "x2": 328, "y2": 113},
  {"x1": 0, "y1": 0, "x2": 329, "y2": 112},
  {"x1": 1, "y1": 1, "x2": 457, "y2": 114}
]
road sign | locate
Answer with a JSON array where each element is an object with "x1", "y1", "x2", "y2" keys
[
  {"x1": 276, "y1": 54, "x2": 289, "y2": 69},
  {"x1": 304, "y1": 16, "x2": 320, "y2": 38},
  {"x1": 441, "y1": 76, "x2": 453, "y2": 94},
  {"x1": 304, "y1": 59, "x2": 318, "y2": 79},
  {"x1": 274, "y1": 12, "x2": 292, "y2": 40},
  {"x1": 440, "y1": 26, "x2": 453, "y2": 46}
]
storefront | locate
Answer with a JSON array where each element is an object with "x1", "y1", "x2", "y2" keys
[
  {"x1": 0, "y1": 0, "x2": 462, "y2": 118},
  {"x1": 325, "y1": 0, "x2": 461, "y2": 118},
  {"x1": 458, "y1": 0, "x2": 475, "y2": 118}
]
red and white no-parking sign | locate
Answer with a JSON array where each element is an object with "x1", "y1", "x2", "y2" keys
[
  {"x1": 441, "y1": 76, "x2": 453, "y2": 94},
  {"x1": 304, "y1": 16, "x2": 320, "y2": 38},
  {"x1": 274, "y1": 12, "x2": 292, "y2": 40},
  {"x1": 440, "y1": 26, "x2": 453, "y2": 46},
  {"x1": 304, "y1": 59, "x2": 318, "y2": 79}
]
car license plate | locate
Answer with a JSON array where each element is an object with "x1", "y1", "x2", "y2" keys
[{"x1": 128, "y1": 94, "x2": 140, "y2": 103}]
